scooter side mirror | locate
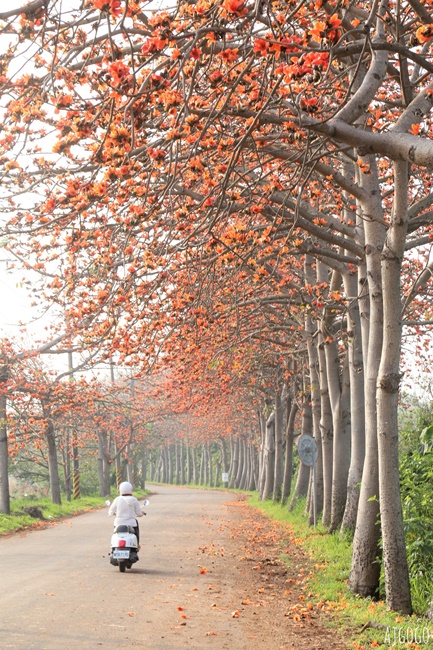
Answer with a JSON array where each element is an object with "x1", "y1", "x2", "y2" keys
[
  {"x1": 105, "y1": 499, "x2": 111, "y2": 506},
  {"x1": 142, "y1": 499, "x2": 150, "y2": 507}
]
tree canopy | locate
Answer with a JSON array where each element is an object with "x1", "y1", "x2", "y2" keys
[{"x1": 1, "y1": 0, "x2": 433, "y2": 615}]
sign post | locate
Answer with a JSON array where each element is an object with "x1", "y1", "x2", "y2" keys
[{"x1": 297, "y1": 434, "x2": 319, "y2": 528}]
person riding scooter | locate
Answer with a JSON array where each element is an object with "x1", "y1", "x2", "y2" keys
[{"x1": 108, "y1": 481, "x2": 144, "y2": 545}]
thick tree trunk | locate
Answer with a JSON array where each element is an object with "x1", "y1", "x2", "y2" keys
[
  {"x1": 327, "y1": 344, "x2": 351, "y2": 533},
  {"x1": 220, "y1": 437, "x2": 228, "y2": 487},
  {"x1": 341, "y1": 268, "x2": 366, "y2": 533},
  {"x1": 149, "y1": 451, "x2": 155, "y2": 482},
  {"x1": 214, "y1": 458, "x2": 221, "y2": 488},
  {"x1": 199, "y1": 445, "x2": 205, "y2": 485},
  {"x1": 186, "y1": 444, "x2": 192, "y2": 484},
  {"x1": 272, "y1": 390, "x2": 284, "y2": 502},
  {"x1": 157, "y1": 450, "x2": 163, "y2": 482},
  {"x1": 261, "y1": 412, "x2": 275, "y2": 500},
  {"x1": 220, "y1": 437, "x2": 228, "y2": 474},
  {"x1": 175, "y1": 441, "x2": 180, "y2": 485},
  {"x1": 318, "y1": 333, "x2": 333, "y2": 527},
  {"x1": 248, "y1": 443, "x2": 257, "y2": 490},
  {"x1": 61, "y1": 431, "x2": 72, "y2": 502},
  {"x1": 376, "y1": 160, "x2": 411, "y2": 613},
  {"x1": 0, "y1": 360, "x2": 9, "y2": 514},
  {"x1": 125, "y1": 443, "x2": 133, "y2": 485},
  {"x1": 97, "y1": 430, "x2": 109, "y2": 497},
  {"x1": 235, "y1": 438, "x2": 244, "y2": 488},
  {"x1": 349, "y1": 155, "x2": 384, "y2": 598},
  {"x1": 289, "y1": 462, "x2": 310, "y2": 511},
  {"x1": 141, "y1": 451, "x2": 147, "y2": 490},
  {"x1": 168, "y1": 445, "x2": 174, "y2": 484},
  {"x1": 241, "y1": 438, "x2": 251, "y2": 490},
  {"x1": 44, "y1": 409, "x2": 62, "y2": 505},
  {"x1": 161, "y1": 447, "x2": 167, "y2": 484},
  {"x1": 308, "y1": 367, "x2": 324, "y2": 524},
  {"x1": 229, "y1": 438, "x2": 239, "y2": 488},
  {"x1": 208, "y1": 443, "x2": 213, "y2": 487},
  {"x1": 192, "y1": 446, "x2": 198, "y2": 484},
  {"x1": 180, "y1": 441, "x2": 185, "y2": 485},
  {"x1": 281, "y1": 395, "x2": 298, "y2": 505},
  {"x1": 303, "y1": 260, "x2": 324, "y2": 521},
  {"x1": 289, "y1": 385, "x2": 313, "y2": 511},
  {"x1": 273, "y1": 390, "x2": 284, "y2": 501},
  {"x1": 258, "y1": 413, "x2": 267, "y2": 495}
]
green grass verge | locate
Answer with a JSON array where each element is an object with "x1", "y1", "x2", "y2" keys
[
  {"x1": 248, "y1": 494, "x2": 433, "y2": 650},
  {"x1": 0, "y1": 491, "x2": 149, "y2": 536}
]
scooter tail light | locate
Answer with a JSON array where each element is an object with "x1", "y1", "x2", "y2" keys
[{"x1": 118, "y1": 539, "x2": 126, "y2": 548}]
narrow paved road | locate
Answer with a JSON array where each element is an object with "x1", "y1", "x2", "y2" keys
[
  {"x1": 0, "y1": 485, "x2": 347, "y2": 650},
  {"x1": 0, "y1": 486, "x2": 255, "y2": 649}
]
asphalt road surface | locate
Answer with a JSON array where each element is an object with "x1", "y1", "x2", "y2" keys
[{"x1": 0, "y1": 485, "x2": 262, "y2": 650}]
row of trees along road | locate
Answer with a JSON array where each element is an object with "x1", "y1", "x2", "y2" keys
[{"x1": 1, "y1": 0, "x2": 433, "y2": 615}]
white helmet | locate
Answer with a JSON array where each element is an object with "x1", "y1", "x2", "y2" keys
[{"x1": 119, "y1": 481, "x2": 133, "y2": 495}]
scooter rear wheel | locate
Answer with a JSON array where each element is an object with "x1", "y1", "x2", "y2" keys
[{"x1": 119, "y1": 561, "x2": 126, "y2": 573}]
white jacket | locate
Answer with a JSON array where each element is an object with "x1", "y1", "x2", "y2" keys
[{"x1": 108, "y1": 495, "x2": 143, "y2": 527}]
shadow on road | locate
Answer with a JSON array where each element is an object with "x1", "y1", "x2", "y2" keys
[{"x1": 123, "y1": 568, "x2": 182, "y2": 577}]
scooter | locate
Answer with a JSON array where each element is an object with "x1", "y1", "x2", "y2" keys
[{"x1": 105, "y1": 498, "x2": 150, "y2": 572}]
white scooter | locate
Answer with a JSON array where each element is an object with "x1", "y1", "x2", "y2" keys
[{"x1": 105, "y1": 498, "x2": 150, "y2": 572}]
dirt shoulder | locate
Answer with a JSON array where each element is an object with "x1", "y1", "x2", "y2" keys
[{"x1": 191, "y1": 494, "x2": 349, "y2": 650}]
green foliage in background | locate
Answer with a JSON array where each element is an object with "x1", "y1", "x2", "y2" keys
[{"x1": 400, "y1": 423, "x2": 433, "y2": 615}]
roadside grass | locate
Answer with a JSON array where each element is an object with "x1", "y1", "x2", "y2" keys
[
  {"x1": 248, "y1": 494, "x2": 433, "y2": 650},
  {"x1": 0, "y1": 491, "x2": 150, "y2": 536}
]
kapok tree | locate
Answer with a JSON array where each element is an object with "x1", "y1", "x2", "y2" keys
[{"x1": 3, "y1": 0, "x2": 433, "y2": 613}]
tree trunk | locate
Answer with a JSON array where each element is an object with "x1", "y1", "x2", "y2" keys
[
  {"x1": 248, "y1": 442, "x2": 257, "y2": 490},
  {"x1": 168, "y1": 445, "x2": 174, "y2": 483},
  {"x1": 186, "y1": 444, "x2": 192, "y2": 484},
  {"x1": 281, "y1": 395, "x2": 298, "y2": 505},
  {"x1": 61, "y1": 431, "x2": 72, "y2": 502},
  {"x1": 141, "y1": 450, "x2": 147, "y2": 490},
  {"x1": 229, "y1": 438, "x2": 239, "y2": 488},
  {"x1": 327, "y1": 343, "x2": 351, "y2": 533},
  {"x1": 220, "y1": 437, "x2": 228, "y2": 487},
  {"x1": 214, "y1": 459, "x2": 221, "y2": 488},
  {"x1": 376, "y1": 160, "x2": 411, "y2": 613},
  {"x1": 234, "y1": 438, "x2": 244, "y2": 488},
  {"x1": 273, "y1": 390, "x2": 284, "y2": 502},
  {"x1": 175, "y1": 440, "x2": 180, "y2": 485},
  {"x1": 0, "y1": 360, "x2": 10, "y2": 514},
  {"x1": 149, "y1": 451, "x2": 155, "y2": 482},
  {"x1": 44, "y1": 407, "x2": 62, "y2": 505},
  {"x1": 157, "y1": 450, "x2": 163, "y2": 482},
  {"x1": 192, "y1": 446, "x2": 198, "y2": 484},
  {"x1": 341, "y1": 267, "x2": 366, "y2": 533},
  {"x1": 240, "y1": 439, "x2": 249, "y2": 489},
  {"x1": 208, "y1": 443, "x2": 213, "y2": 487},
  {"x1": 318, "y1": 332, "x2": 333, "y2": 526},
  {"x1": 289, "y1": 385, "x2": 312, "y2": 511},
  {"x1": 180, "y1": 440, "x2": 185, "y2": 485},
  {"x1": 199, "y1": 445, "x2": 205, "y2": 485},
  {"x1": 349, "y1": 155, "x2": 384, "y2": 598},
  {"x1": 261, "y1": 412, "x2": 275, "y2": 500},
  {"x1": 303, "y1": 256, "x2": 324, "y2": 522},
  {"x1": 97, "y1": 430, "x2": 105, "y2": 497},
  {"x1": 162, "y1": 447, "x2": 168, "y2": 483},
  {"x1": 258, "y1": 413, "x2": 267, "y2": 496}
]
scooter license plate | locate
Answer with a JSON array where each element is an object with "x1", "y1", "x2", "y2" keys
[{"x1": 113, "y1": 550, "x2": 130, "y2": 559}]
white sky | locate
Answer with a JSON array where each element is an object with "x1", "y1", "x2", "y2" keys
[{"x1": 0, "y1": 263, "x2": 35, "y2": 334}]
